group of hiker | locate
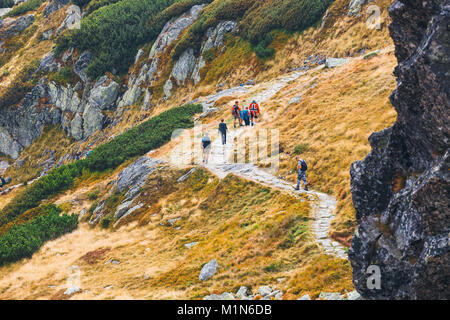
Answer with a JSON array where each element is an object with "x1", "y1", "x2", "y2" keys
[
  {"x1": 231, "y1": 100, "x2": 261, "y2": 128},
  {"x1": 200, "y1": 99, "x2": 308, "y2": 191}
]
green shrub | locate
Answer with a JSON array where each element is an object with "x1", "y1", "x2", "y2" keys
[
  {"x1": 0, "y1": 104, "x2": 202, "y2": 227},
  {"x1": 294, "y1": 143, "x2": 309, "y2": 155},
  {"x1": 73, "y1": 0, "x2": 93, "y2": 8},
  {"x1": 87, "y1": 189, "x2": 100, "y2": 201},
  {"x1": 49, "y1": 67, "x2": 75, "y2": 86},
  {"x1": 83, "y1": 104, "x2": 202, "y2": 171},
  {"x1": 0, "y1": 205, "x2": 78, "y2": 266},
  {"x1": 101, "y1": 216, "x2": 113, "y2": 229},
  {"x1": 5, "y1": 0, "x2": 44, "y2": 17},
  {"x1": 56, "y1": 0, "x2": 211, "y2": 79}
]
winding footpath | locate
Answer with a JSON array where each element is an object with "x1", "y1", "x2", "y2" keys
[{"x1": 198, "y1": 70, "x2": 347, "y2": 259}]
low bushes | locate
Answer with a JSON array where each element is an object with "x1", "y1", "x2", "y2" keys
[
  {"x1": 0, "y1": 205, "x2": 78, "y2": 266},
  {"x1": 174, "y1": 0, "x2": 332, "y2": 59},
  {"x1": 84, "y1": 104, "x2": 202, "y2": 171},
  {"x1": 55, "y1": 0, "x2": 212, "y2": 79},
  {"x1": 0, "y1": 104, "x2": 202, "y2": 227}
]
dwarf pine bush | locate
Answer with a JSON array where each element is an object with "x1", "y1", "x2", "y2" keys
[{"x1": 0, "y1": 205, "x2": 78, "y2": 266}]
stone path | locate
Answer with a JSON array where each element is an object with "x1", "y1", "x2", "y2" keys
[{"x1": 197, "y1": 70, "x2": 348, "y2": 259}]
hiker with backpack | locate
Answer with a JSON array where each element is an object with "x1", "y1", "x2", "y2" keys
[
  {"x1": 201, "y1": 133, "x2": 212, "y2": 164},
  {"x1": 242, "y1": 106, "x2": 251, "y2": 126},
  {"x1": 294, "y1": 156, "x2": 308, "y2": 191},
  {"x1": 249, "y1": 100, "x2": 261, "y2": 126},
  {"x1": 218, "y1": 119, "x2": 228, "y2": 145},
  {"x1": 231, "y1": 101, "x2": 242, "y2": 128}
]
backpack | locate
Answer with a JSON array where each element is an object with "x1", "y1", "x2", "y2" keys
[
  {"x1": 300, "y1": 160, "x2": 307, "y2": 171},
  {"x1": 231, "y1": 105, "x2": 239, "y2": 115}
]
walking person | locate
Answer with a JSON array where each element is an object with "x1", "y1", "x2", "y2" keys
[
  {"x1": 231, "y1": 101, "x2": 242, "y2": 128},
  {"x1": 249, "y1": 100, "x2": 261, "y2": 126},
  {"x1": 201, "y1": 133, "x2": 212, "y2": 164},
  {"x1": 293, "y1": 156, "x2": 308, "y2": 191},
  {"x1": 242, "y1": 106, "x2": 251, "y2": 126},
  {"x1": 218, "y1": 119, "x2": 228, "y2": 145}
]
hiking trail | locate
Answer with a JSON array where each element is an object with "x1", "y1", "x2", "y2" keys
[{"x1": 197, "y1": 69, "x2": 348, "y2": 259}]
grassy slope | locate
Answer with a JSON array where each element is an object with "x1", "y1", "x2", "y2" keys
[
  {"x1": 0, "y1": 168, "x2": 352, "y2": 299},
  {"x1": 0, "y1": 0, "x2": 398, "y2": 299}
]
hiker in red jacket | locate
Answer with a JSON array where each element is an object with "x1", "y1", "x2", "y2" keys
[{"x1": 249, "y1": 100, "x2": 261, "y2": 126}]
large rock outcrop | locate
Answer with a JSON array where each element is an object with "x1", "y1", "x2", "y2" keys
[
  {"x1": 0, "y1": 75, "x2": 119, "y2": 158},
  {"x1": 349, "y1": 0, "x2": 449, "y2": 300}
]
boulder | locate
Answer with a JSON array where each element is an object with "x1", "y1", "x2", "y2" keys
[
  {"x1": 115, "y1": 156, "x2": 164, "y2": 192},
  {"x1": 177, "y1": 168, "x2": 196, "y2": 183},
  {"x1": 89, "y1": 200, "x2": 107, "y2": 225},
  {"x1": 56, "y1": 5, "x2": 81, "y2": 35},
  {"x1": 0, "y1": 8, "x2": 12, "y2": 18},
  {"x1": 319, "y1": 292, "x2": 344, "y2": 300},
  {"x1": 171, "y1": 49, "x2": 196, "y2": 86},
  {"x1": 64, "y1": 286, "x2": 81, "y2": 295},
  {"x1": 203, "y1": 294, "x2": 221, "y2": 300},
  {"x1": 114, "y1": 200, "x2": 133, "y2": 219},
  {"x1": 199, "y1": 259, "x2": 218, "y2": 281},
  {"x1": 0, "y1": 14, "x2": 34, "y2": 38},
  {"x1": 113, "y1": 203, "x2": 144, "y2": 227},
  {"x1": 163, "y1": 79, "x2": 173, "y2": 98},
  {"x1": 82, "y1": 103, "x2": 104, "y2": 138},
  {"x1": 219, "y1": 292, "x2": 235, "y2": 300},
  {"x1": 235, "y1": 286, "x2": 248, "y2": 300},
  {"x1": 69, "y1": 113, "x2": 84, "y2": 140},
  {"x1": 134, "y1": 48, "x2": 144, "y2": 65},
  {"x1": 346, "y1": 290, "x2": 362, "y2": 300},
  {"x1": 74, "y1": 51, "x2": 92, "y2": 83},
  {"x1": 348, "y1": 0, "x2": 367, "y2": 16},
  {"x1": 184, "y1": 241, "x2": 198, "y2": 249},
  {"x1": 149, "y1": 4, "x2": 206, "y2": 58},
  {"x1": 41, "y1": 28, "x2": 54, "y2": 41},
  {"x1": 44, "y1": 0, "x2": 70, "y2": 17},
  {"x1": 257, "y1": 285, "x2": 273, "y2": 296},
  {"x1": 288, "y1": 95, "x2": 302, "y2": 105},
  {"x1": 47, "y1": 81, "x2": 82, "y2": 113},
  {"x1": 0, "y1": 160, "x2": 9, "y2": 173},
  {"x1": 298, "y1": 294, "x2": 311, "y2": 300},
  {"x1": 88, "y1": 76, "x2": 119, "y2": 110},
  {"x1": 325, "y1": 57, "x2": 349, "y2": 68},
  {"x1": 201, "y1": 21, "x2": 237, "y2": 53},
  {"x1": 349, "y1": 0, "x2": 450, "y2": 300},
  {"x1": 141, "y1": 89, "x2": 152, "y2": 111}
]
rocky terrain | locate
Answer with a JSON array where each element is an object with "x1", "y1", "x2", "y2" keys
[
  {"x1": 349, "y1": 0, "x2": 449, "y2": 299},
  {"x1": 0, "y1": 0, "x2": 447, "y2": 300}
]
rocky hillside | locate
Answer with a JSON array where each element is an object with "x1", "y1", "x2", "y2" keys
[
  {"x1": 349, "y1": 0, "x2": 449, "y2": 299},
  {"x1": 1, "y1": 0, "x2": 445, "y2": 301}
]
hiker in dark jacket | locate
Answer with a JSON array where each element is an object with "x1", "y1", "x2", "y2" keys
[
  {"x1": 218, "y1": 119, "x2": 228, "y2": 145},
  {"x1": 294, "y1": 156, "x2": 308, "y2": 191}
]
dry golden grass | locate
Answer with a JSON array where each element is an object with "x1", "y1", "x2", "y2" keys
[
  {"x1": 0, "y1": 4, "x2": 68, "y2": 91},
  {"x1": 3, "y1": 126, "x2": 74, "y2": 184},
  {"x1": 0, "y1": 168, "x2": 353, "y2": 299}
]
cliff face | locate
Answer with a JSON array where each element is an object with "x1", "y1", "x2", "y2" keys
[{"x1": 349, "y1": 0, "x2": 449, "y2": 299}]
